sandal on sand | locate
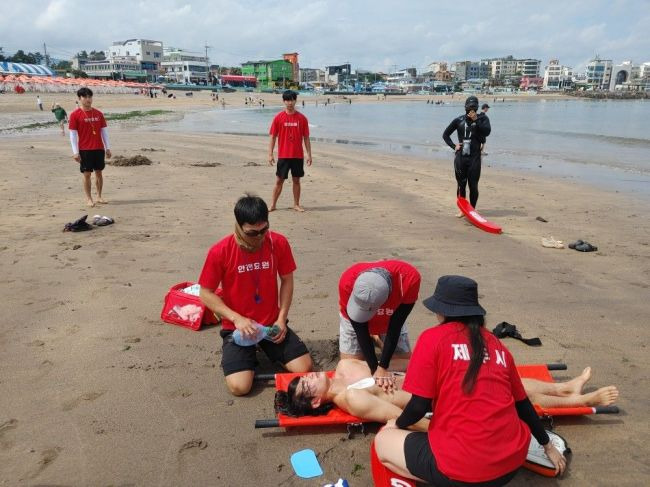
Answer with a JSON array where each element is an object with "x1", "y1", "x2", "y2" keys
[
  {"x1": 568, "y1": 239, "x2": 583, "y2": 249},
  {"x1": 574, "y1": 242, "x2": 598, "y2": 252},
  {"x1": 92, "y1": 215, "x2": 114, "y2": 226},
  {"x1": 541, "y1": 236, "x2": 564, "y2": 249}
]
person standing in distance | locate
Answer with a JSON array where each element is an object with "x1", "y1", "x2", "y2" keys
[
  {"x1": 338, "y1": 260, "x2": 421, "y2": 392},
  {"x1": 68, "y1": 87, "x2": 112, "y2": 207},
  {"x1": 268, "y1": 90, "x2": 312, "y2": 212},
  {"x1": 480, "y1": 103, "x2": 490, "y2": 156},
  {"x1": 198, "y1": 194, "x2": 313, "y2": 396},
  {"x1": 443, "y1": 96, "x2": 491, "y2": 216}
]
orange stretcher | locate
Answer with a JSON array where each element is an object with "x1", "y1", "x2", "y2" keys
[{"x1": 254, "y1": 364, "x2": 617, "y2": 430}]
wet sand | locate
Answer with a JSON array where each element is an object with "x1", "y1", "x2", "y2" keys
[{"x1": 0, "y1": 92, "x2": 648, "y2": 486}]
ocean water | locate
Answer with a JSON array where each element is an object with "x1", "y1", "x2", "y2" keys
[{"x1": 158, "y1": 98, "x2": 650, "y2": 198}]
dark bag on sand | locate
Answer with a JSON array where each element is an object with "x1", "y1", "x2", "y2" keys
[
  {"x1": 63, "y1": 215, "x2": 93, "y2": 232},
  {"x1": 492, "y1": 322, "x2": 542, "y2": 346}
]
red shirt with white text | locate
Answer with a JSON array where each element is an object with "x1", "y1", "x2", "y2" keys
[
  {"x1": 269, "y1": 111, "x2": 309, "y2": 159},
  {"x1": 198, "y1": 231, "x2": 296, "y2": 331},
  {"x1": 339, "y1": 260, "x2": 420, "y2": 334},
  {"x1": 68, "y1": 108, "x2": 107, "y2": 151},
  {"x1": 403, "y1": 323, "x2": 530, "y2": 483}
]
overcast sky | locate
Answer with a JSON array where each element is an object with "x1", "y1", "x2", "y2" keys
[{"x1": 1, "y1": 0, "x2": 648, "y2": 72}]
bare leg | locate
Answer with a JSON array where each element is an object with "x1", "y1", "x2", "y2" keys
[
  {"x1": 270, "y1": 177, "x2": 284, "y2": 211},
  {"x1": 375, "y1": 429, "x2": 425, "y2": 481},
  {"x1": 529, "y1": 385, "x2": 618, "y2": 408},
  {"x1": 224, "y1": 370, "x2": 255, "y2": 396},
  {"x1": 292, "y1": 176, "x2": 304, "y2": 211},
  {"x1": 522, "y1": 367, "x2": 592, "y2": 398},
  {"x1": 95, "y1": 170, "x2": 106, "y2": 203},
  {"x1": 82, "y1": 172, "x2": 94, "y2": 207},
  {"x1": 283, "y1": 353, "x2": 312, "y2": 373}
]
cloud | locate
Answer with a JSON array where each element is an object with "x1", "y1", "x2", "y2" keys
[{"x1": 34, "y1": 0, "x2": 68, "y2": 30}]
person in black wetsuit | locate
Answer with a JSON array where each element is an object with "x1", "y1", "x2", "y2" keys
[{"x1": 442, "y1": 96, "x2": 491, "y2": 215}]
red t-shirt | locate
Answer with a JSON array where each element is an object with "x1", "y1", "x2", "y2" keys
[
  {"x1": 403, "y1": 323, "x2": 530, "y2": 483},
  {"x1": 269, "y1": 111, "x2": 309, "y2": 159},
  {"x1": 198, "y1": 231, "x2": 296, "y2": 331},
  {"x1": 338, "y1": 260, "x2": 421, "y2": 334},
  {"x1": 68, "y1": 108, "x2": 107, "y2": 151}
]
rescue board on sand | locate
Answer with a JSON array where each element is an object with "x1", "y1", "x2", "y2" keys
[{"x1": 457, "y1": 196, "x2": 502, "y2": 234}]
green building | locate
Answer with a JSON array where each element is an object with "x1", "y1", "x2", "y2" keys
[{"x1": 241, "y1": 59, "x2": 294, "y2": 89}]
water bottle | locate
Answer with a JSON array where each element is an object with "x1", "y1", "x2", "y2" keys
[{"x1": 232, "y1": 322, "x2": 280, "y2": 346}]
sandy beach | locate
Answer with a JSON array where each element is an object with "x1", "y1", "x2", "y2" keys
[{"x1": 0, "y1": 91, "x2": 648, "y2": 486}]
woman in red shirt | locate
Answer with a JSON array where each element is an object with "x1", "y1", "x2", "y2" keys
[{"x1": 375, "y1": 275, "x2": 566, "y2": 486}]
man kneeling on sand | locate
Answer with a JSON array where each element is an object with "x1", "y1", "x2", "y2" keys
[{"x1": 275, "y1": 359, "x2": 618, "y2": 427}]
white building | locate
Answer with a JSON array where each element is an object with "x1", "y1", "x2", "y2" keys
[
  {"x1": 109, "y1": 39, "x2": 163, "y2": 76},
  {"x1": 585, "y1": 57, "x2": 612, "y2": 90},
  {"x1": 161, "y1": 47, "x2": 209, "y2": 84},
  {"x1": 609, "y1": 61, "x2": 643, "y2": 91},
  {"x1": 516, "y1": 59, "x2": 541, "y2": 77},
  {"x1": 299, "y1": 68, "x2": 325, "y2": 84},
  {"x1": 427, "y1": 61, "x2": 448, "y2": 74},
  {"x1": 543, "y1": 59, "x2": 573, "y2": 90}
]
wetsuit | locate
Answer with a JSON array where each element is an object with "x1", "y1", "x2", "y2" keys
[{"x1": 442, "y1": 113, "x2": 491, "y2": 207}]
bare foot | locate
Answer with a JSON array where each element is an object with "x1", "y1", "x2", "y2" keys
[
  {"x1": 563, "y1": 367, "x2": 592, "y2": 395},
  {"x1": 86, "y1": 199, "x2": 95, "y2": 207},
  {"x1": 269, "y1": 207, "x2": 276, "y2": 212},
  {"x1": 583, "y1": 386, "x2": 619, "y2": 407},
  {"x1": 293, "y1": 205, "x2": 306, "y2": 212},
  {"x1": 456, "y1": 211, "x2": 464, "y2": 218},
  {"x1": 97, "y1": 198, "x2": 108, "y2": 204}
]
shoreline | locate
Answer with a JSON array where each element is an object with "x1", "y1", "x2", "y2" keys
[{"x1": 0, "y1": 92, "x2": 649, "y2": 486}]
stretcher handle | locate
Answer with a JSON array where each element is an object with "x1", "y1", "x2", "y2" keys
[
  {"x1": 594, "y1": 406, "x2": 619, "y2": 414},
  {"x1": 254, "y1": 373, "x2": 276, "y2": 381},
  {"x1": 546, "y1": 363, "x2": 567, "y2": 371},
  {"x1": 255, "y1": 419, "x2": 280, "y2": 428}
]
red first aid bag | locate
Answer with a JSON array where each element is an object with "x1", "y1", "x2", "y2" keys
[{"x1": 160, "y1": 282, "x2": 219, "y2": 331}]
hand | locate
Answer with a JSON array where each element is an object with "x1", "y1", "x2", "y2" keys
[
  {"x1": 232, "y1": 315, "x2": 257, "y2": 337},
  {"x1": 543, "y1": 443, "x2": 567, "y2": 476},
  {"x1": 105, "y1": 149, "x2": 112, "y2": 159},
  {"x1": 381, "y1": 418, "x2": 398, "y2": 431},
  {"x1": 306, "y1": 156, "x2": 312, "y2": 166},
  {"x1": 373, "y1": 367, "x2": 396, "y2": 393},
  {"x1": 467, "y1": 110, "x2": 478, "y2": 121},
  {"x1": 268, "y1": 155, "x2": 275, "y2": 166},
  {"x1": 454, "y1": 143, "x2": 461, "y2": 152},
  {"x1": 73, "y1": 154, "x2": 81, "y2": 163},
  {"x1": 270, "y1": 321, "x2": 288, "y2": 344}
]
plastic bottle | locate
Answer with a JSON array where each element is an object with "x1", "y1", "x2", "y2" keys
[{"x1": 232, "y1": 322, "x2": 280, "y2": 346}]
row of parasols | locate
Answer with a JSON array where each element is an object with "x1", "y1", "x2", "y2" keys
[{"x1": 0, "y1": 74, "x2": 162, "y2": 94}]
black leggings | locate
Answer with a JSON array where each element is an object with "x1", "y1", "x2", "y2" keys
[{"x1": 454, "y1": 153, "x2": 482, "y2": 208}]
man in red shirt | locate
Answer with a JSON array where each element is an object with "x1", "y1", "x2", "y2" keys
[
  {"x1": 268, "y1": 90, "x2": 312, "y2": 212},
  {"x1": 338, "y1": 260, "x2": 421, "y2": 391},
  {"x1": 68, "y1": 87, "x2": 112, "y2": 207},
  {"x1": 199, "y1": 194, "x2": 312, "y2": 396}
]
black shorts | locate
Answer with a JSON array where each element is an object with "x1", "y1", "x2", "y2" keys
[
  {"x1": 404, "y1": 432, "x2": 519, "y2": 487},
  {"x1": 219, "y1": 324, "x2": 309, "y2": 376},
  {"x1": 276, "y1": 158, "x2": 304, "y2": 179},
  {"x1": 79, "y1": 150, "x2": 106, "y2": 173}
]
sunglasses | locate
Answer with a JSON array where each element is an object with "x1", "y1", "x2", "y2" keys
[{"x1": 243, "y1": 224, "x2": 269, "y2": 237}]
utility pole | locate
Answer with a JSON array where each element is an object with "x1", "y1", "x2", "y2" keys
[
  {"x1": 43, "y1": 42, "x2": 48, "y2": 67},
  {"x1": 204, "y1": 41, "x2": 212, "y2": 85}
]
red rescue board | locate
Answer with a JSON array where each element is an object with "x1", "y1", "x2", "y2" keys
[{"x1": 457, "y1": 197, "x2": 502, "y2": 234}]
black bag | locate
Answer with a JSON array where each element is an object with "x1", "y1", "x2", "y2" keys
[
  {"x1": 492, "y1": 322, "x2": 542, "y2": 346},
  {"x1": 63, "y1": 215, "x2": 93, "y2": 232}
]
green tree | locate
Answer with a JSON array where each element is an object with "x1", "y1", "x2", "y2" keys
[
  {"x1": 76, "y1": 50, "x2": 89, "y2": 60},
  {"x1": 11, "y1": 50, "x2": 37, "y2": 63},
  {"x1": 71, "y1": 69, "x2": 88, "y2": 78},
  {"x1": 53, "y1": 60, "x2": 72, "y2": 70},
  {"x1": 89, "y1": 50, "x2": 106, "y2": 60}
]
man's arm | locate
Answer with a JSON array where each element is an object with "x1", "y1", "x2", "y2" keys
[
  {"x1": 100, "y1": 127, "x2": 112, "y2": 159},
  {"x1": 303, "y1": 136, "x2": 312, "y2": 166},
  {"x1": 350, "y1": 319, "x2": 378, "y2": 372},
  {"x1": 378, "y1": 303, "x2": 415, "y2": 370},
  {"x1": 70, "y1": 129, "x2": 80, "y2": 162},
  {"x1": 442, "y1": 118, "x2": 460, "y2": 150},
  {"x1": 199, "y1": 287, "x2": 257, "y2": 337},
  {"x1": 271, "y1": 272, "x2": 293, "y2": 343},
  {"x1": 268, "y1": 135, "x2": 277, "y2": 165}
]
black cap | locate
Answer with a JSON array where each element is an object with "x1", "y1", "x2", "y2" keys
[
  {"x1": 464, "y1": 96, "x2": 479, "y2": 111},
  {"x1": 481, "y1": 103, "x2": 490, "y2": 109},
  {"x1": 422, "y1": 275, "x2": 486, "y2": 317}
]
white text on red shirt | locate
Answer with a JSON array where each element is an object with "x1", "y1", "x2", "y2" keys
[{"x1": 237, "y1": 261, "x2": 270, "y2": 273}]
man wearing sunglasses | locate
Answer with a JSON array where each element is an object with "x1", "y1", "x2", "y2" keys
[{"x1": 199, "y1": 194, "x2": 313, "y2": 396}]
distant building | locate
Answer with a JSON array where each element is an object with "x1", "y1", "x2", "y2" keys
[
  {"x1": 543, "y1": 59, "x2": 573, "y2": 90},
  {"x1": 161, "y1": 47, "x2": 209, "y2": 84},
  {"x1": 108, "y1": 39, "x2": 163, "y2": 80},
  {"x1": 585, "y1": 56, "x2": 612, "y2": 90},
  {"x1": 427, "y1": 61, "x2": 447, "y2": 74},
  {"x1": 283, "y1": 52, "x2": 299, "y2": 82},
  {"x1": 609, "y1": 61, "x2": 644, "y2": 91},
  {"x1": 83, "y1": 57, "x2": 147, "y2": 81},
  {"x1": 241, "y1": 59, "x2": 294, "y2": 89},
  {"x1": 325, "y1": 63, "x2": 352, "y2": 86},
  {"x1": 480, "y1": 55, "x2": 541, "y2": 80},
  {"x1": 299, "y1": 68, "x2": 325, "y2": 83}
]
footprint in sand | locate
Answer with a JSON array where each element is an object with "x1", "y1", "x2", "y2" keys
[
  {"x1": 29, "y1": 446, "x2": 63, "y2": 479},
  {"x1": 61, "y1": 391, "x2": 105, "y2": 412},
  {"x1": 0, "y1": 419, "x2": 18, "y2": 448}
]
